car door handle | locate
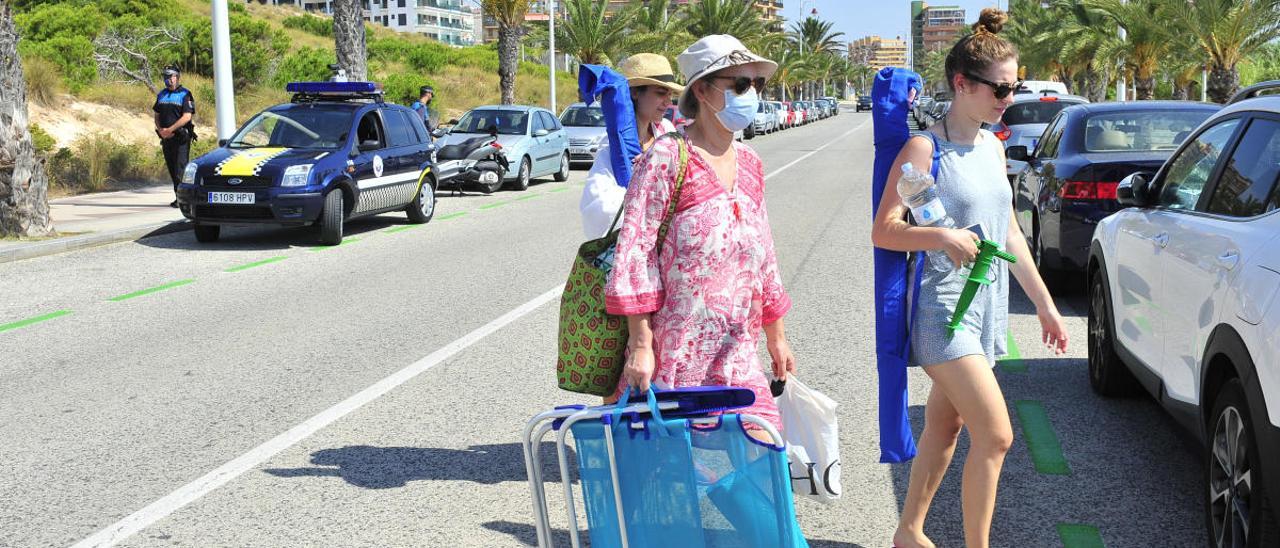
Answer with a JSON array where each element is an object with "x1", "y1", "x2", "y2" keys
[
  {"x1": 1151, "y1": 233, "x2": 1169, "y2": 248},
  {"x1": 1217, "y1": 251, "x2": 1240, "y2": 271}
]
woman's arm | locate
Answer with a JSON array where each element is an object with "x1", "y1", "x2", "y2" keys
[{"x1": 870, "y1": 135, "x2": 979, "y2": 267}]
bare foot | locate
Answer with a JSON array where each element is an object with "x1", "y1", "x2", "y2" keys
[{"x1": 892, "y1": 528, "x2": 936, "y2": 548}]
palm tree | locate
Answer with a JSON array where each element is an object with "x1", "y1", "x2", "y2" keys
[
  {"x1": 790, "y1": 17, "x2": 845, "y2": 57},
  {"x1": 1088, "y1": 0, "x2": 1175, "y2": 100},
  {"x1": 556, "y1": 0, "x2": 635, "y2": 66},
  {"x1": 919, "y1": 49, "x2": 948, "y2": 94},
  {"x1": 1170, "y1": 0, "x2": 1280, "y2": 103},
  {"x1": 681, "y1": 0, "x2": 768, "y2": 48},
  {"x1": 483, "y1": 0, "x2": 532, "y2": 105},
  {"x1": 624, "y1": 0, "x2": 692, "y2": 62},
  {"x1": 332, "y1": 0, "x2": 367, "y2": 81},
  {"x1": 0, "y1": 1, "x2": 55, "y2": 237}
]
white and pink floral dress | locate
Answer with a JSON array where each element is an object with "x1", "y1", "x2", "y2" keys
[{"x1": 604, "y1": 133, "x2": 791, "y2": 430}]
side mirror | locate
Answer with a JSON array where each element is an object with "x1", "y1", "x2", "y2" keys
[
  {"x1": 218, "y1": 138, "x2": 228, "y2": 147},
  {"x1": 533, "y1": 129, "x2": 549, "y2": 137},
  {"x1": 431, "y1": 128, "x2": 448, "y2": 139},
  {"x1": 447, "y1": 118, "x2": 459, "y2": 126},
  {"x1": 1117, "y1": 171, "x2": 1154, "y2": 207},
  {"x1": 1006, "y1": 145, "x2": 1030, "y2": 162},
  {"x1": 358, "y1": 139, "x2": 380, "y2": 152}
]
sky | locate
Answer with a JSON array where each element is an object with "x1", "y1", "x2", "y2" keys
[{"x1": 809, "y1": 0, "x2": 1007, "y2": 47}]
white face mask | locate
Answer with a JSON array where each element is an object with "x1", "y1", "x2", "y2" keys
[{"x1": 714, "y1": 87, "x2": 759, "y2": 132}]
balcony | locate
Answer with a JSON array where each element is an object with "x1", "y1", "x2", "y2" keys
[{"x1": 417, "y1": 0, "x2": 464, "y2": 10}]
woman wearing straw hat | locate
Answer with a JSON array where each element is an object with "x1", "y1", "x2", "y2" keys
[
  {"x1": 579, "y1": 53, "x2": 684, "y2": 239},
  {"x1": 605, "y1": 35, "x2": 796, "y2": 434}
]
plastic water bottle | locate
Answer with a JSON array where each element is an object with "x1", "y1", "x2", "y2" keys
[{"x1": 897, "y1": 162, "x2": 956, "y2": 271}]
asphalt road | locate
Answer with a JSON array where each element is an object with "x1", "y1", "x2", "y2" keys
[{"x1": 0, "y1": 109, "x2": 1205, "y2": 547}]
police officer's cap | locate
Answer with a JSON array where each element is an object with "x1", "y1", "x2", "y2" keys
[
  {"x1": 420, "y1": 86, "x2": 434, "y2": 96},
  {"x1": 162, "y1": 65, "x2": 182, "y2": 78}
]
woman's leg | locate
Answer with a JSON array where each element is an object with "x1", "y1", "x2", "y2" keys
[
  {"x1": 924, "y1": 355, "x2": 1014, "y2": 548},
  {"x1": 893, "y1": 380, "x2": 964, "y2": 548}
]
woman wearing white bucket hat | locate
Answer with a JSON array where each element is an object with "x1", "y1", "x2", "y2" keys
[
  {"x1": 604, "y1": 35, "x2": 796, "y2": 434},
  {"x1": 579, "y1": 53, "x2": 684, "y2": 239}
]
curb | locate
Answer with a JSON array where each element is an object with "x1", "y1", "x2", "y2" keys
[{"x1": 0, "y1": 220, "x2": 192, "y2": 264}]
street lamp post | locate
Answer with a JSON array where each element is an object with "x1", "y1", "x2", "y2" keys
[
  {"x1": 211, "y1": 0, "x2": 236, "y2": 140},
  {"x1": 549, "y1": 0, "x2": 557, "y2": 114}
]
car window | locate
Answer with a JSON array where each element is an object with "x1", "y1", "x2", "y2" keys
[
  {"x1": 454, "y1": 110, "x2": 529, "y2": 135},
  {"x1": 1034, "y1": 114, "x2": 1065, "y2": 159},
  {"x1": 1083, "y1": 110, "x2": 1214, "y2": 152},
  {"x1": 1158, "y1": 118, "x2": 1241, "y2": 210},
  {"x1": 540, "y1": 111, "x2": 560, "y2": 131},
  {"x1": 383, "y1": 109, "x2": 415, "y2": 147},
  {"x1": 1002, "y1": 100, "x2": 1080, "y2": 125},
  {"x1": 560, "y1": 106, "x2": 604, "y2": 127},
  {"x1": 230, "y1": 108, "x2": 352, "y2": 150},
  {"x1": 355, "y1": 111, "x2": 385, "y2": 149},
  {"x1": 1206, "y1": 118, "x2": 1280, "y2": 217},
  {"x1": 403, "y1": 110, "x2": 425, "y2": 142}
]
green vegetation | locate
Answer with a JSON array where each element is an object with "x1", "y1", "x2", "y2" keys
[{"x1": 28, "y1": 124, "x2": 55, "y2": 154}]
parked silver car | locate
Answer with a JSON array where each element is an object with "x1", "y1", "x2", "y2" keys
[
  {"x1": 558, "y1": 103, "x2": 607, "y2": 167},
  {"x1": 992, "y1": 93, "x2": 1090, "y2": 181},
  {"x1": 436, "y1": 105, "x2": 570, "y2": 191}
]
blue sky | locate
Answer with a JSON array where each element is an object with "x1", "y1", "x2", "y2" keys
[{"x1": 804, "y1": 0, "x2": 1006, "y2": 46}]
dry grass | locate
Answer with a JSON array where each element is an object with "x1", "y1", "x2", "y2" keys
[
  {"x1": 79, "y1": 81, "x2": 160, "y2": 113},
  {"x1": 22, "y1": 55, "x2": 65, "y2": 108}
]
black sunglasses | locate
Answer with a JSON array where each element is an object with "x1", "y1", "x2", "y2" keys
[
  {"x1": 708, "y1": 75, "x2": 767, "y2": 96},
  {"x1": 965, "y1": 73, "x2": 1023, "y2": 99}
]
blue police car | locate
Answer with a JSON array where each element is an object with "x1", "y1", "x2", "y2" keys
[{"x1": 177, "y1": 82, "x2": 436, "y2": 245}]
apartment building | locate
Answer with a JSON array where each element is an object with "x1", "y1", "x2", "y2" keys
[
  {"x1": 299, "y1": 0, "x2": 478, "y2": 47},
  {"x1": 849, "y1": 35, "x2": 909, "y2": 71}
]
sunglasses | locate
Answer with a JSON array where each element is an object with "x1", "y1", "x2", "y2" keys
[
  {"x1": 709, "y1": 75, "x2": 767, "y2": 96},
  {"x1": 965, "y1": 73, "x2": 1023, "y2": 99}
]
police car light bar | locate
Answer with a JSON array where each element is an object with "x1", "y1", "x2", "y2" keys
[{"x1": 287, "y1": 81, "x2": 384, "y2": 103}]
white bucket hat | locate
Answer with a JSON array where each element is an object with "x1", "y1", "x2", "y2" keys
[{"x1": 676, "y1": 35, "x2": 777, "y2": 118}]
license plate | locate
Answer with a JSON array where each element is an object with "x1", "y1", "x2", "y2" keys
[
  {"x1": 570, "y1": 147, "x2": 588, "y2": 155},
  {"x1": 208, "y1": 192, "x2": 255, "y2": 205}
]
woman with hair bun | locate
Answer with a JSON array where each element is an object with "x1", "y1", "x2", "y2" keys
[{"x1": 871, "y1": 9, "x2": 1070, "y2": 547}]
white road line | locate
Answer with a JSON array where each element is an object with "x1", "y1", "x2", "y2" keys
[
  {"x1": 73, "y1": 116, "x2": 868, "y2": 548},
  {"x1": 764, "y1": 117, "x2": 870, "y2": 180}
]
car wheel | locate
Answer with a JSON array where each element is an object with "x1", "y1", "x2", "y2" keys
[
  {"x1": 1087, "y1": 268, "x2": 1139, "y2": 396},
  {"x1": 318, "y1": 189, "x2": 344, "y2": 246},
  {"x1": 507, "y1": 156, "x2": 531, "y2": 191},
  {"x1": 193, "y1": 224, "x2": 220, "y2": 243},
  {"x1": 1033, "y1": 227, "x2": 1067, "y2": 292},
  {"x1": 405, "y1": 175, "x2": 435, "y2": 224},
  {"x1": 553, "y1": 152, "x2": 569, "y2": 182},
  {"x1": 1205, "y1": 378, "x2": 1280, "y2": 548}
]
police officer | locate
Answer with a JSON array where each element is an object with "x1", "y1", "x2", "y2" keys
[
  {"x1": 153, "y1": 65, "x2": 196, "y2": 207},
  {"x1": 410, "y1": 85, "x2": 436, "y2": 138}
]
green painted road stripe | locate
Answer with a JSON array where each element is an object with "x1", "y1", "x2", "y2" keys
[
  {"x1": 108, "y1": 279, "x2": 195, "y2": 302},
  {"x1": 225, "y1": 256, "x2": 287, "y2": 273},
  {"x1": 1057, "y1": 523, "x2": 1105, "y2": 548},
  {"x1": 999, "y1": 330, "x2": 1026, "y2": 373},
  {"x1": 514, "y1": 194, "x2": 542, "y2": 201},
  {"x1": 308, "y1": 237, "x2": 361, "y2": 251},
  {"x1": 547, "y1": 187, "x2": 571, "y2": 193},
  {"x1": 0, "y1": 310, "x2": 71, "y2": 333},
  {"x1": 478, "y1": 200, "x2": 514, "y2": 210},
  {"x1": 1014, "y1": 400, "x2": 1071, "y2": 475},
  {"x1": 384, "y1": 224, "x2": 420, "y2": 234},
  {"x1": 438, "y1": 211, "x2": 468, "y2": 221}
]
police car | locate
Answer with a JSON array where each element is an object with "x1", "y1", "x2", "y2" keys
[{"x1": 176, "y1": 82, "x2": 437, "y2": 245}]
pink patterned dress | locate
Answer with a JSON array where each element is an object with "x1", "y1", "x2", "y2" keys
[{"x1": 604, "y1": 134, "x2": 791, "y2": 430}]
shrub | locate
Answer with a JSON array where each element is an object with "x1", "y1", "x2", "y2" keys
[
  {"x1": 22, "y1": 55, "x2": 64, "y2": 107},
  {"x1": 48, "y1": 133, "x2": 165, "y2": 192},
  {"x1": 381, "y1": 72, "x2": 437, "y2": 107},
  {"x1": 18, "y1": 35, "x2": 97, "y2": 92},
  {"x1": 282, "y1": 14, "x2": 331, "y2": 37},
  {"x1": 272, "y1": 47, "x2": 334, "y2": 88},
  {"x1": 28, "y1": 124, "x2": 56, "y2": 154}
]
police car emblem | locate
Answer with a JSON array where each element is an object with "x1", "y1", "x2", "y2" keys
[
  {"x1": 227, "y1": 178, "x2": 243, "y2": 186},
  {"x1": 373, "y1": 155, "x2": 384, "y2": 178}
]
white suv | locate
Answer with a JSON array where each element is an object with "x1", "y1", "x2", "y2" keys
[{"x1": 1088, "y1": 81, "x2": 1280, "y2": 547}]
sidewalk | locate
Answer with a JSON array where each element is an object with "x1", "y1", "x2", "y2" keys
[{"x1": 0, "y1": 185, "x2": 189, "y2": 264}]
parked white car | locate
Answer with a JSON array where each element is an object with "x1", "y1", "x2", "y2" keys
[
  {"x1": 1088, "y1": 81, "x2": 1280, "y2": 547},
  {"x1": 1016, "y1": 80, "x2": 1069, "y2": 96},
  {"x1": 768, "y1": 101, "x2": 787, "y2": 130}
]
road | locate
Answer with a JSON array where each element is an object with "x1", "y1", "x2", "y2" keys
[{"x1": 0, "y1": 109, "x2": 1204, "y2": 547}]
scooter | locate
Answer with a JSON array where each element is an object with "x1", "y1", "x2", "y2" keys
[{"x1": 431, "y1": 123, "x2": 509, "y2": 195}]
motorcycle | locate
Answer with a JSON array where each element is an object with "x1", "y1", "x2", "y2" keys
[{"x1": 430, "y1": 122, "x2": 509, "y2": 195}]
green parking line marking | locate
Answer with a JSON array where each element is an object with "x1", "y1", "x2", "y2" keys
[
  {"x1": 1057, "y1": 524, "x2": 1105, "y2": 548},
  {"x1": 438, "y1": 211, "x2": 468, "y2": 221},
  {"x1": 308, "y1": 237, "x2": 361, "y2": 251},
  {"x1": 108, "y1": 279, "x2": 195, "y2": 302},
  {"x1": 548, "y1": 187, "x2": 571, "y2": 193},
  {"x1": 478, "y1": 200, "x2": 514, "y2": 210},
  {"x1": 999, "y1": 331, "x2": 1026, "y2": 373},
  {"x1": 514, "y1": 194, "x2": 542, "y2": 201},
  {"x1": 384, "y1": 224, "x2": 420, "y2": 234},
  {"x1": 225, "y1": 256, "x2": 287, "y2": 273},
  {"x1": 0, "y1": 310, "x2": 71, "y2": 333},
  {"x1": 1014, "y1": 400, "x2": 1071, "y2": 475}
]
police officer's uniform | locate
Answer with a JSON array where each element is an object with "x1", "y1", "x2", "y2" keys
[
  {"x1": 410, "y1": 85, "x2": 436, "y2": 138},
  {"x1": 154, "y1": 68, "x2": 196, "y2": 196}
]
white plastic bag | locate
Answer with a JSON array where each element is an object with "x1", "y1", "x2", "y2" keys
[{"x1": 776, "y1": 375, "x2": 841, "y2": 502}]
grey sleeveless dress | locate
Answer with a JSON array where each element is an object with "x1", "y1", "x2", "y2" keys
[{"x1": 908, "y1": 129, "x2": 1012, "y2": 368}]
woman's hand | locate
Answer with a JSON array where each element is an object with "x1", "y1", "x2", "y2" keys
[
  {"x1": 937, "y1": 228, "x2": 980, "y2": 268},
  {"x1": 767, "y1": 337, "x2": 796, "y2": 382},
  {"x1": 622, "y1": 345, "x2": 656, "y2": 392},
  {"x1": 1038, "y1": 306, "x2": 1069, "y2": 355}
]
